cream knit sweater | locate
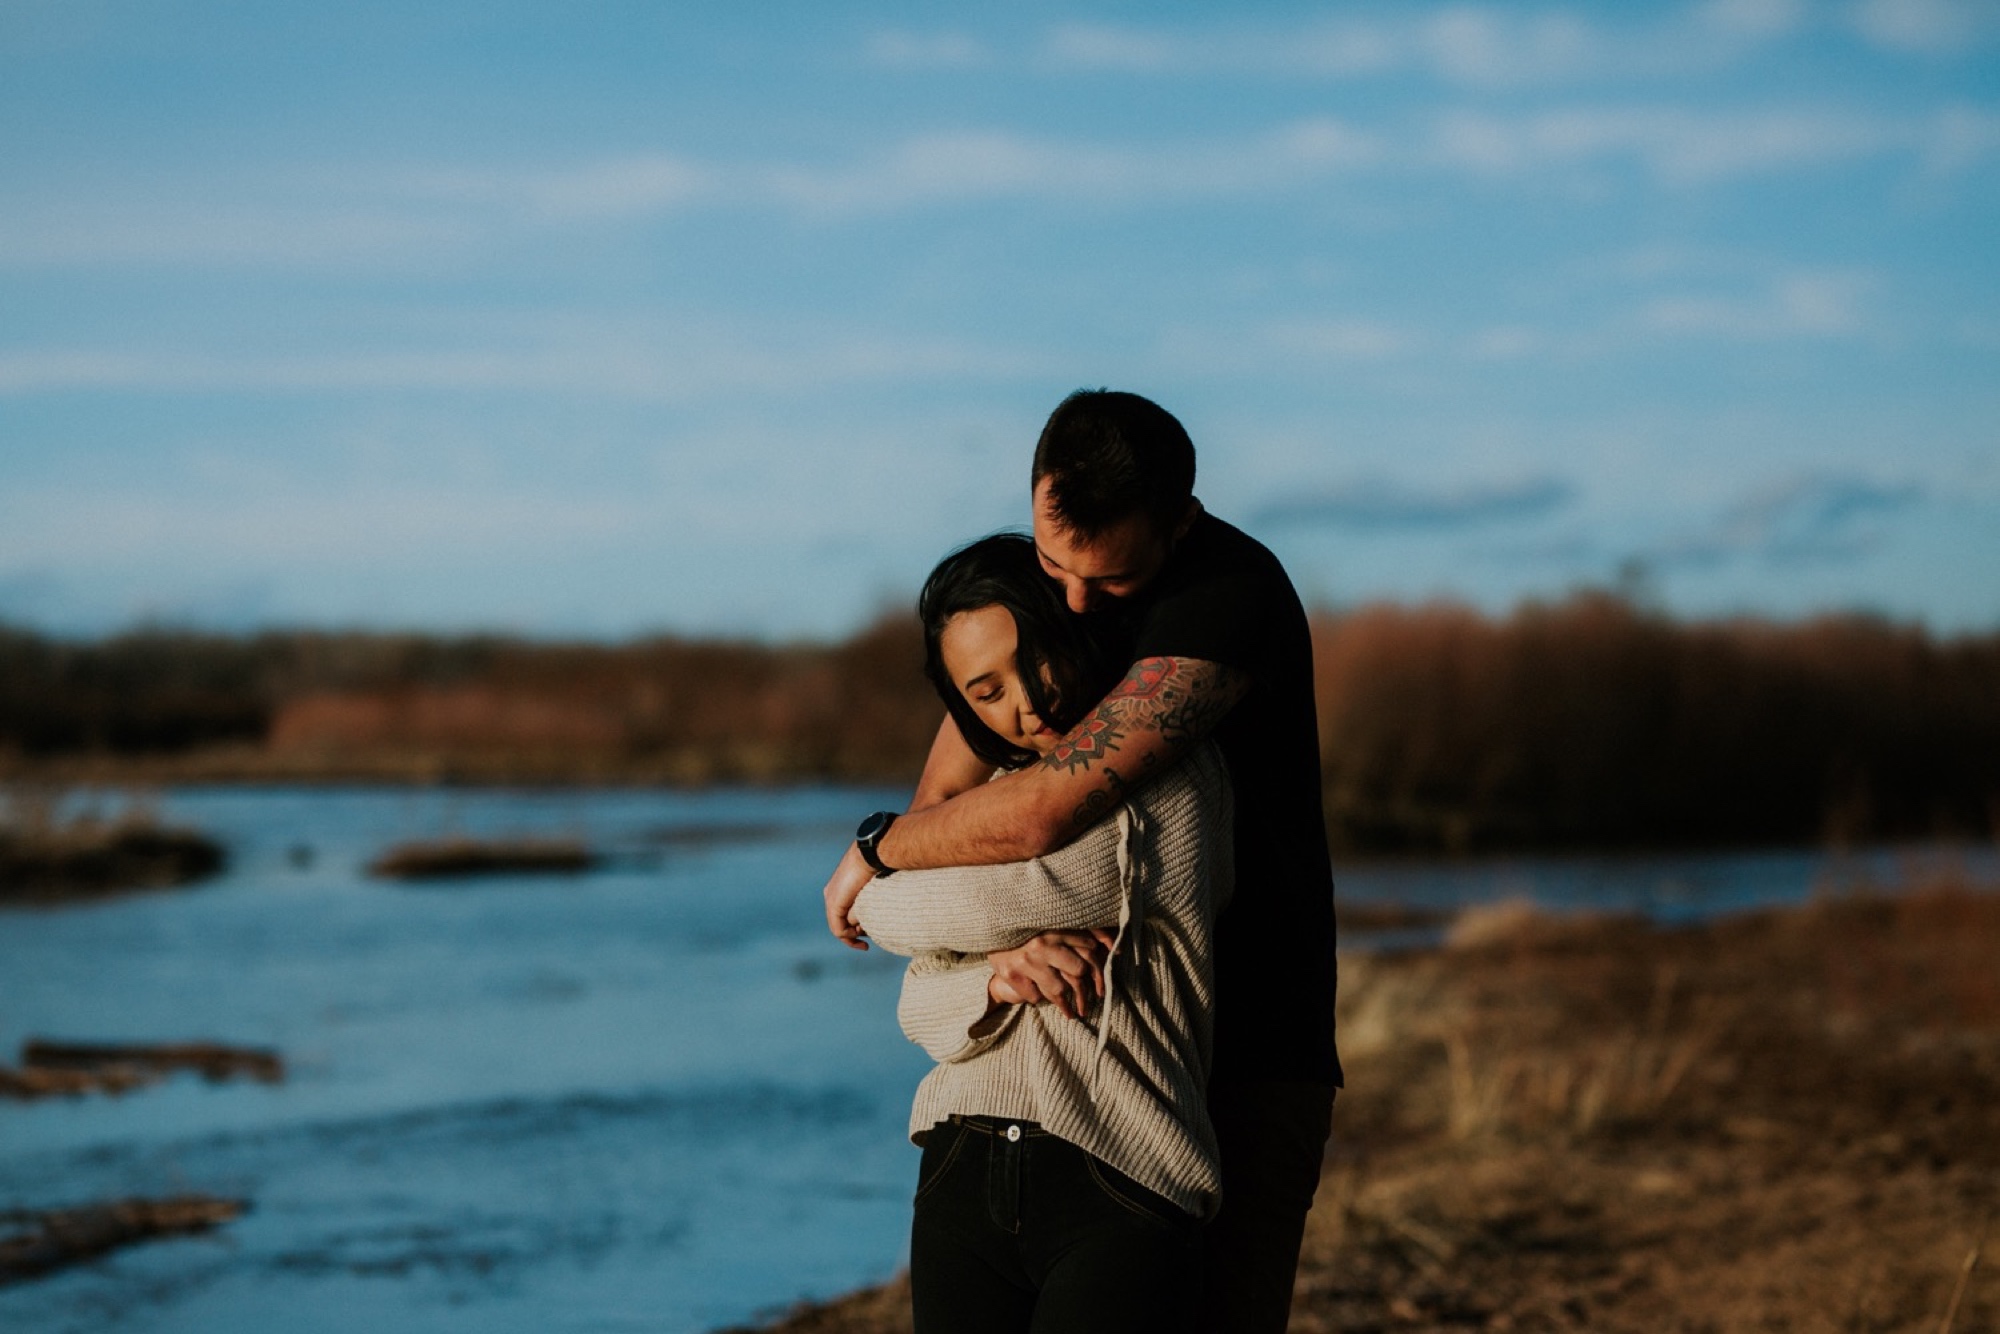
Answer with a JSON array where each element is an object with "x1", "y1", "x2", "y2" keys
[{"x1": 853, "y1": 744, "x2": 1234, "y2": 1218}]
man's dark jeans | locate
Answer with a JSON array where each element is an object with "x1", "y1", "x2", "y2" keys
[
  {"x1": 1200, "y1": 1079, "x2": 1339, "y2": 1334},
  {"x1": 909, "y1": 1116, "x2": 1203, "y2": 1334}
]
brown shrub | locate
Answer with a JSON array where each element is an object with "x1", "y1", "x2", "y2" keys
[
  {"x1": 3, "y1": 598, "x2": 1996, "y2": 849},
  {"x1": 1314, "y1": 596, "x2": 2000, "y2": 852}
]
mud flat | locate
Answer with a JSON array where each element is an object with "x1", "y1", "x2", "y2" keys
[
  {"x1": 743, "y1": 875, "x2": 2000, "y2": 1333},
  {"x1": 0, "y1": 1040, "x2": 284, "y2": 1100},
  {"x1": 0, "y1": 817, "x2": 223, "y2": 904},
  {"x1": 0, "y1": 1197, "x2": 247, "y2": 1286},
  {"x1": 367, "y1": 836, "x2": 598, "y2": 880}
]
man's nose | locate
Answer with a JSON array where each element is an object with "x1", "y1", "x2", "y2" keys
[{"x1": 1062, "y1": 579, "x2": 1093, "y2": 614}]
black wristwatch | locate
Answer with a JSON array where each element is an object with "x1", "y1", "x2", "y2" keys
[{"x1": 854, "y1": 810, "x2": 898, "y2": 877}]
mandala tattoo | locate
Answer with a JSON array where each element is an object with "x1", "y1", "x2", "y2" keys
[{"x1": 1041, "y1": 656, "x2": 1249, "y2": 829}]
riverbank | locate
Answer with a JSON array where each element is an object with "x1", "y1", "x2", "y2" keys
[
  {"x1": 742, "y1": 874, "x2": 1999, "y2": 1333},
  {"x1": 7, "y1": 600, "x2": 1997, "y2": 854}
]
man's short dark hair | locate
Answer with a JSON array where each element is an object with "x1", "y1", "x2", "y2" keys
[{"x1": 1032, "y1": 389, "x2": 1196, "y2": 539}]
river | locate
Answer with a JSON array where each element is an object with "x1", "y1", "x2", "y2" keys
[{"x1": 1, "y1": 786, "x2": 1989, "y2": 1333}]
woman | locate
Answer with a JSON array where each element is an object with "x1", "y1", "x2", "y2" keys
[{"x1": 853, "y1": 532, "x2": 1233, "y2": 1334}]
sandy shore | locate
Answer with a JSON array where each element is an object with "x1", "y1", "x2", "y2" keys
[{"x1": 736, "y1": 875, "x2": 1999, "y2": 1333}]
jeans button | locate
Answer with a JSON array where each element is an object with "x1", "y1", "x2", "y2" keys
[{"x1": 1006, "y1": 1124, "x2": 1022, "y2": 1143}]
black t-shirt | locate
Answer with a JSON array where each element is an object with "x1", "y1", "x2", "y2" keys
[{"x1": 1120, "y1": 511, "x2": 1342, "y2": 1087}]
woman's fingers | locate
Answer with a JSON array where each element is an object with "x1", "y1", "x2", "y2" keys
[
  {"x1": 986, "y1": 929, "x2": 1122, "y2": 1018},
  {"x1": 1039, "y1": 932, "x2": 1108, "y2": 998},
  {"x1": 1029, "y1": 960, "x2": 1076, "y2": 1018}
]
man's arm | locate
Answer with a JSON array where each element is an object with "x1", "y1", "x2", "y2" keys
[
  {"x1": 817, "y1": 716, "x2": 988, "y2": 951},
  {"x1": 852, "y1": 812, "x2": 1130, "y2": 956},
  {"x1": 881, "y1": 655, "x2": 1247, "y2": 869},
  {"x1": 821, "y1": 654, "x2": 1246, "y2": 949}
]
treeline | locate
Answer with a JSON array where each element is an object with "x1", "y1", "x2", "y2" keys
[
  {"x1": 1314, "y1": 596, "x2": 2000, "y2": 853},
  {"x1": 0, "y1": 620, "x2": 940, "y2": 784},
  {"x1": 4, "y1": 597, "x2": 1998, "y2": 851}
]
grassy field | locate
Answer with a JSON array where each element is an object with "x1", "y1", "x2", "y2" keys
[{"x1": 743, "y1": 872, "x2": 2000, "y2": 1333}]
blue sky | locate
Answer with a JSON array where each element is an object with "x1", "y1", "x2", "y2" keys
[{"x1": 2, "y1": 0, "x2": 1996, "y2": 638}]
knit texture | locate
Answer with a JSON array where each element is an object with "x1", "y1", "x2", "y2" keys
[{"x1": 855, "y1": 744, "x2": 1234, "y2": 1218}]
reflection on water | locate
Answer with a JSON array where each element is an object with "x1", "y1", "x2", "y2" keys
[{"x1": 1, "y1": 786, "x2": 1992, "y2": 1333}]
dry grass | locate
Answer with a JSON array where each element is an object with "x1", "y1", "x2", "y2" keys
[{"x1": 750, "y1": 872, "x2": 2000, "y2": 1334}]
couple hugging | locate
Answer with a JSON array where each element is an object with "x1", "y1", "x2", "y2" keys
[{"x1": 820, "y1": 390, "x2": 1342, "y2": 1333}]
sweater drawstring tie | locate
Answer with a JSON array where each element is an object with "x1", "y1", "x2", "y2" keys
[{"x1": 1090, "y1": 802, "x2": 1146, "y2": 1097}]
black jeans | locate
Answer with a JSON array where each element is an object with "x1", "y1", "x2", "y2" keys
[
  {"x1": 909, "y1": 1116, "x2": 1203, "y2": 1334},
  {"x1": 1199, "y1": 1079, "x2": 1339, "y2": 1334}
]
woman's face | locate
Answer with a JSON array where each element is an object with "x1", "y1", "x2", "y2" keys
[{"x1": 938, "y1": 604, "x2": 1062, "y2": 757}]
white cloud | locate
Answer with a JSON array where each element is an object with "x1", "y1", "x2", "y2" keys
[
  {"x1": 1264, "y1": 319, "x2": 1418, "y2": 360},
  {"x1": 1697, "y1": 0, "x2": 1812, "y2": 38},
  {"x1": 1467, "y1": 326, "x2": 1547, "y2": 360},
  {"x1": 1417, "y1": 8, "x2": 1602, "y2": 87},
  {"x1": 1041, "y1": 12, "x2": 1605, "y2": 84},
  {"x1": 0, "y1": 483, "x2": 651, "y2": 568},
  {"x1": 399, "y1": 156, "x2": 718, "y2": 221},
  {"x1": 1041, "y1": 23, "x2": 1189, "y2": 73},
  {"x1": 755, "y1": 120, "x2": 1382, "y2": 213},
  {"x1": 1921, "y1": 105, "x2": 2000, "y2": 173},
  {"x1": 1638, "y1": 272, "x2": 1876, "y2": 338},
  {"x1": 0, "y1": 322, "x2": 1053, "y2": 400},
  {"x1": 1039, "y1": 3, "x2": 1812, "y2": 86},
  {"x1": 1646, "y1": 473, "x2": 1926, "y2": 566},
  {"x1": 1430, "y1": 106, "x2": 1909, "y2": 182},
  {"x1": 2, "y1": 98, "x2": 1990, "y2": 274},
  {"x1": 1254, "y1": 474, "x2": 1576, "y2": 531},
  {"x1": 1849, "y1": 0, "x2": 1997, "y2": 53},
  {"x1": 0, "y1": 205, "x2": 469, "y2": 267},
  {"x1": 866, "y1": 30, "x2": 987, "y2": 70}
]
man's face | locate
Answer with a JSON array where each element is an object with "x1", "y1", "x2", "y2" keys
[{"x1": 1031, "y1": 476, "x2": 1178, "y2": 615}]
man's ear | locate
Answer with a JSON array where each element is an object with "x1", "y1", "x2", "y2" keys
[{"x1": 1172, "y1": 497, "x2": 1203, "y2": 542}]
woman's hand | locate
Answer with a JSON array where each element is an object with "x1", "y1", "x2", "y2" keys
[{"x1": 987, "y1": 929, "x2": 1116, "y2": 1020}]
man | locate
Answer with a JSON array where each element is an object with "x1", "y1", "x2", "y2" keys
[{"x1": 823, "y1": 389, "x2": 1341, "y2": 1333}]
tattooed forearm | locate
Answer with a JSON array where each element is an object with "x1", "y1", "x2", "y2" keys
[
  {"x1": 1042, "y1": 714, "x2": 1126, "y2": 775},
  {"x1": 1102, "y1": 656, "x2": 1246, "y2": 744},
  {"x1": 1070, "y1": 765, "x2": 1127, "y2": 827},
  {"x1": 1042, "y1": 656, "x2": 1250, "y2": 829}
]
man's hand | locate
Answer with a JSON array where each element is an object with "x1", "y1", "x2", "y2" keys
[
  {"x1": 821, "y1": 843, "x2": 875, "y2": 951},
  {"x1": 987, "y1": 929, "x2": 1116, "y2": 1020}
]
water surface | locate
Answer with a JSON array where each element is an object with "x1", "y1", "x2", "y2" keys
[{"x1": 1, "y1": 786, "x2": 1989, "y2": 1332}]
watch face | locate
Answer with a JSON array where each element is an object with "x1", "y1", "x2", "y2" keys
[{"x1": 856, "y1": 811, "x2": 894, "y2": 843}]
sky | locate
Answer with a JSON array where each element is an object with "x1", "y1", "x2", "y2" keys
[{"x1": 1, "y1": 0, "x2": 1996, "y2": 640}]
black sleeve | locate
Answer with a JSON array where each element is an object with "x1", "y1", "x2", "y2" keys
[{"x1": 1129, "y1": 560, "x2": 1268, "y2": 677}]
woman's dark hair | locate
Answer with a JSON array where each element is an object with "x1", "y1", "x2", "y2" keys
[{"x1": 919, "y1": 532, "x2": 1123, "y2": 771}]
